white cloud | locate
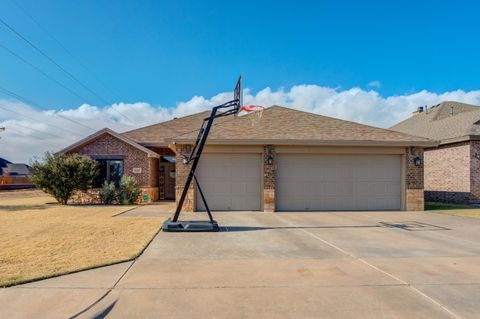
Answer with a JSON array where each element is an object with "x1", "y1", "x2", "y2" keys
[
  {"x1": 2, "y1": 85, "x2": 480, "y2": 163},
  {"x1": 368, "y1": 80, "x2": 381, "y2": 88}
]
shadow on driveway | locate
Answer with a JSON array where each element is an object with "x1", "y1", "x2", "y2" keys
[{"x1": 222, "y1": 225, "x2": 381, "y2": 232}]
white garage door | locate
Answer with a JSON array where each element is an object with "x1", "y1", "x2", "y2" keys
[
  {"x1": 196, "y1": 154, "x2": 262, "y2": 211},
  {"x1": 276, "y1": 154, "x2": 401, "y2": 211}
]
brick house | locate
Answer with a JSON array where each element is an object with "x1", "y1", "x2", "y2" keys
[
  {"x1": 60, "y1": 105, "x2": 435, "y2": 210},
  {"x1": 391, "y1": 101, "x2": 480, "y2": 204}
]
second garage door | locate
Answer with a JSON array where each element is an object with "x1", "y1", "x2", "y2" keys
[
  {"x1": 196, "y1": 154, "x2": 262, "y2": 211},
  {"x1": 276, "y1": 154, "x2": 402, "y2": 211}
]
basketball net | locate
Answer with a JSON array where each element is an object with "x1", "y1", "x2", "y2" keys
[{"x1": 238, "y1": 105, "x2": 265, "y2": 126}]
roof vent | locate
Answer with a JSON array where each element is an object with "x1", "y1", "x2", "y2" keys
[{"x1": 413, "y1": 106, "x2": 424, "y2": 115}]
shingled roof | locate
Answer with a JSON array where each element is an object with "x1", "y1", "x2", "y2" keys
[
  {"x1": 168, "y1": 106, "x2": 435, "y2": 147},
  {"x1": 390, "y1": 101, "x2": 480, "y2": 144},
  {"x1": 121, "y1": 111, "x2": 230, "y2": 146}
]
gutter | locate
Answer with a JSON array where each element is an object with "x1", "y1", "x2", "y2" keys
[{"x1": 167, "y1": 138, "x2": 439, "y2": 148}]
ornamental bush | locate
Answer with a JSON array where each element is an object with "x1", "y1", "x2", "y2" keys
[
  {"x1": 117, "y1": 175, "x2": 142, "y2": 205},
  {"x1": 30, "y1": 152, "x2": 98, "y2": 205},
  {"x1": 100, "y1": 181, "x2": 117, "y2": 204}
]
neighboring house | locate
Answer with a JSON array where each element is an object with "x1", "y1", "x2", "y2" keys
[
  {"x1": 60, "y1": 106, "x2": 436, "y2": 211},
  {"x1": 391, "y1": 101, "x2": 480, "y2": 204},
  {"x1": 0, "y1": 158, "x2": 33, "y2": 190},
  {"x1": 2, "y1": 163, "x2": 31, "y2": 176},
  {"x1": 0, "y1": 157, "x2": 11, "y2": 176}
]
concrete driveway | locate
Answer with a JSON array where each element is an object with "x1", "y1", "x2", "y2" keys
[{"x1": 1, "y1": 208, "x2": 480, "y2": 318}]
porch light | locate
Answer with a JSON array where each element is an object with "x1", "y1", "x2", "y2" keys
[
  {"x1": 414, "y1": 156, "x2": 422, "y2": 166},
  {"x1": 267, "y1": 155, "x2": 274, "y2": 165}
]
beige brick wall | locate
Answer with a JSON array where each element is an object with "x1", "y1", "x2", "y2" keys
[
  {"x1": 175, "y1": 144, "x2": 195, "y2": 212},
  {"x1": 425, "y1": 142, "x2": 470, "y2": 192},
  {"x1": 406, "y1": 147, "x2": 424, "y2": 210},
  {"x1": 424, "y1": 142, "x2": 472, "y2": 203}
]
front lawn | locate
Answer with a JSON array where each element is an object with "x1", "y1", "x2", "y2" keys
[
  {"x1": 425, "y1": 201, "x2": 480, "y2": 219},
  {"x1": 0, "y1": 190, "x2": 163, "y2": 287}
]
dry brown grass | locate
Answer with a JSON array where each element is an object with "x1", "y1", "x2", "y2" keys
[{"x1": 0, "y1": 190, "x2": 163, "y2": 287}]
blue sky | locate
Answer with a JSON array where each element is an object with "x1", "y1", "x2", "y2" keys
[
  {"x1": 2, "y1": 0, "x2": 480, "y2": 162},
  {"x1": 1, "y1": 0, "x2": 479, "y2": 108}
]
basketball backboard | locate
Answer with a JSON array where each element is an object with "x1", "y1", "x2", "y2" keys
[{"x1": 233, "y1": 74, "x2": 243, "y2": 114}]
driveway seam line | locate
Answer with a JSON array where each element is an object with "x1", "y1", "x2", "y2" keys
[
  {"x1": 68, "y1": 258, "x2": 138, "y2": 318},
  {"x1": 272, "y1": 214, "x2": 463, "y2": 319}
]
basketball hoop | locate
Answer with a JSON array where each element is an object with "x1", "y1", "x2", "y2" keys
[{"x1": 239, "y1": 105, "x2": 265, "y2": 126}]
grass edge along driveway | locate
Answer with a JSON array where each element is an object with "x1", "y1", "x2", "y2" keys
[
  {"x1": 426, "y1": 201, "x2": 480, "y2": 219},
  {"x1": 0, "y1": 190, "x2": 163, "y2": 287}
]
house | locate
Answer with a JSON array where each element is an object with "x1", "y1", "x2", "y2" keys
[
  {"x1": 0, "y1": 157, "x2": 10, "y2": 176},
  {"x1": 2, "y1": 163, "x2": 31, "y2": 176},
  {"x1": 60, "y1": 106, "x2": 436, "y2": 211},
  {"x1": 0, "y1": 157, "x2": 33, "y2": 190},
  {"x1": 391, "y1": 101, "x2": 480, "y2": 204}
]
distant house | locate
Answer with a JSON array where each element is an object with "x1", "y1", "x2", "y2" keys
[
  {"x1": 0, "y1": 157, "x2": 33, "y2": 190},
  {"x1": 0, "y1": 157, "x2": 11, "y2": 176},
  {"x1": 2, "y1": 163, "x2": 31, "y2": 176},
  {"x1": 391, "y1": 101, "x2": 480, "y2": 204},
  {"x1": 59, "y1": 106, "x2": 435, "y2": 211}
]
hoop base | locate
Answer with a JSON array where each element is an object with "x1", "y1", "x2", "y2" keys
[{"x1": 162, "y1": 218, "x2": 220, "y2": 232}]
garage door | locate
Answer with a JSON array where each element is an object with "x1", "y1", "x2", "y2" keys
[
  {"x1": 196, "y1": 154, "x2": 262, "y2": 211},
  {"x1": 276, "y1": 154, "x2": 401, "y2": 211}
]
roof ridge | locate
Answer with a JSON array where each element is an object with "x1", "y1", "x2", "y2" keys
[
  {"x1": 121, "y1": 110, "x2": 210, "y2": 134},
  {"x1": 270, "y1": 105, "x2": 432, "y2": 141},
  {"x1": 169, "y1": 107, "x2": 264, "y2": 140}
]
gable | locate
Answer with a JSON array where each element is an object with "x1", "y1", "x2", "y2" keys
[{"x1": 59, "y1": 129, "x2": 159, "y2": 158}]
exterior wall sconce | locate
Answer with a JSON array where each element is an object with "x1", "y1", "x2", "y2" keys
[
  {"x1": 266, "y1": 155, "x2": 274, "y2": 165},
  {"x1": 414, "y1": 156, "x2": 423, "y2": 166}
]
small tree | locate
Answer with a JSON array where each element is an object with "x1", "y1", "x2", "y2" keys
[
  {"x1": 117, "y1": 175, "x2": 142, "y2": 205},
  {"x1": 30, "y1": 152, "x2": 98, "y2": 205}
]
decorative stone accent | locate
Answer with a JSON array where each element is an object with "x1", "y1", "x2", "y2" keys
[
  {"x1": 263, "y1": 145, "x2": 275, "y2": 212},
  {"x1": 69, "y1": 189, "x2": 102, "y2": 204},
  {"x1": 69, "y1": 187, "x2": 158, "y2": 204},
  {"x1": 406, "y1": 189, "x2": 424, "y2": 211},
  {"x1": 175, "y1": 144, "x2": 195, "y2": 212}
]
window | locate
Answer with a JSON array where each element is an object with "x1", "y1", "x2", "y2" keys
[{"x1": 94, "y1": 159, "x2": 124, "y2": 187}]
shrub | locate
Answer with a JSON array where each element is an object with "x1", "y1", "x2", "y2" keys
[
  {"x1": 100, "y1": 181, "x2": 117, "y2": 204},
  {"x1": 30, "y1": 152, "x2": 98, "y2": 205},
  {"x1": 117, "y1": 175, "x2": 142, "y2": 205}
]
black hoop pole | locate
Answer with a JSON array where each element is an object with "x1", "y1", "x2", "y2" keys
[{"x1": 171, "y1": 99, "x2": 239, "y2": 222}]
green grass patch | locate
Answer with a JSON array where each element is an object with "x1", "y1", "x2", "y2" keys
[
  {"x1": 425, "y1": 201, "x2": 475, "y2": 211},
  {"x1": 425, "y1": 201, "x2": 480, "y2": 219}
]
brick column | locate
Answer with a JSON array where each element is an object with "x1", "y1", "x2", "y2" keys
[
  {"x1": 469, "y1": 141, "x2": 480, "y2": 203},
  {"x1": 263, "y1": 145, "x2": 276, "y2": 212},
  {"x1": 175, "y1": 144, "x2": 195, "y2": 212},
  {"x1": 406, "y1": 147, "x2": 424, "y2": 211}
]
